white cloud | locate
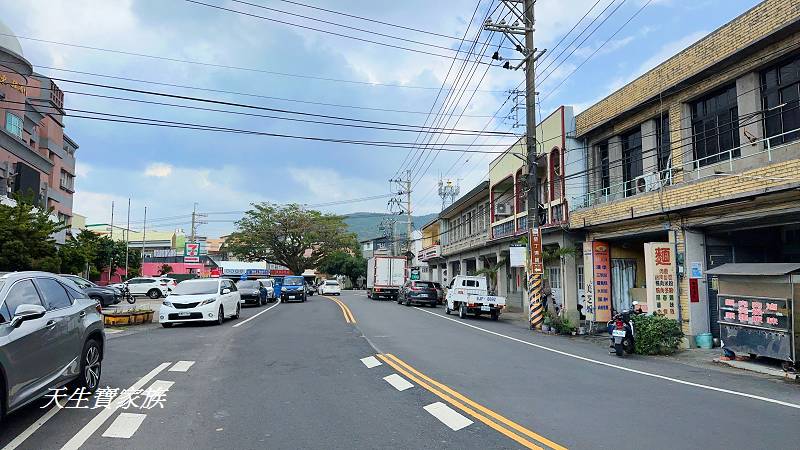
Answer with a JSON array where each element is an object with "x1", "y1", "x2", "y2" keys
[
  {"x1": 74, "y1": 161, "x2": 91, "y2": 177},
  {"x1": 144, "y1": 163, "x2": 173, "y2": 178}
]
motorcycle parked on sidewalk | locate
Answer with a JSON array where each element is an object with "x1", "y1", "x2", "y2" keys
[{"x1": 607, "y1": 301, "x2": 642, "y2": 357}]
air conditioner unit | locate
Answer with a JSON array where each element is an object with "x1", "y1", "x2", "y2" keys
[
  {"x1": 494, "y1": 203, "x2": 511, "y2": 217},
  {"x1": 633, "y1": 172, "x2": 660, "y2": 194}
]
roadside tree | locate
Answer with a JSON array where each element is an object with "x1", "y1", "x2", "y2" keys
[
  {"x1": 158, "y1": 264, "x2": 174, "y2": 276},
  {"x1": 318, "y1": 251, "x2": 367, "y2": 282},
  {"x1": 0, "y1": 198, "x2": 65, "y2": 271},
  {"x1": 226, "y1": 203, "x2": 358, "y2": 275}
]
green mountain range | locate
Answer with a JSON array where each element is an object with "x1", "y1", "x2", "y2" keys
[{"x1": 343, "y1": 212, "x2": 438, "y2": 242}]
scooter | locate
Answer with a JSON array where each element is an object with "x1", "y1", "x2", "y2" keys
[{"x1": 607, "y1": 301, "x2": 641, "y2": 357}]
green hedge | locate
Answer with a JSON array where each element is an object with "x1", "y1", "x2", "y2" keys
[{"x1": 631, "y1": 314, "x2": 684, "y2": 355}]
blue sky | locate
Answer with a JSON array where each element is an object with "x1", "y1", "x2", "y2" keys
[{"x1": 1, "y1": 0, "x2": 759, "y2": 236}]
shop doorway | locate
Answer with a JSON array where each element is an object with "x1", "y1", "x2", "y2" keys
[{"x1": 611, "y1": 259, "x2": 637, "y2": 312}]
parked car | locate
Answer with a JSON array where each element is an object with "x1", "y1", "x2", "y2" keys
[
  {"x1": 281, "y1": 276, "x2": 307, "y2": 302},
  {"x1": 158, "y1": 277, "x2": 178, "y2": 293},
  {"x1": 60, "y1": 274, "x2": 122, "y2": 307},
  {"x1": 397, "y1": 280, "x2": 439, "y2": 307},
  {"x1": 236, "y1": 279, "x2": 266, "y2": 306},
  {"x1": 257, "y1": 278, "x2": 276, "y2": 303},
  {"x1": 121, "y1": 277, "x2": 169, "y2": 299},
  {"x1": 159, "y1": 278, "x2": 241, "y2": 327},
  {"x1": 432, "y1": 282, "x2": 444, "y2": 305},
  {"x1": 318, "y1": 279, "x2": 342, "y2": 295},
  {"x1": 0, "y1": 271, "x2": 105, "y2": 423}
]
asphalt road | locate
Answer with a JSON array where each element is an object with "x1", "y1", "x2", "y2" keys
[{"x1": 2, "y1": 290, "x2": 800, "y2": 449}]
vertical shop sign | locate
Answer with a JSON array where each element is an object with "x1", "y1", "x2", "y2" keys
[
  {"x1": 644, "y1": 243, "x2": 678, "y2": 320},
  {"x1": 592, "y1": 241, "x2": 611, "y2": 322}
]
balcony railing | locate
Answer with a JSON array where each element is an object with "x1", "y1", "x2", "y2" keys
[{"x1": 570, "y1": 125, "x2": 800, "y2": 211}]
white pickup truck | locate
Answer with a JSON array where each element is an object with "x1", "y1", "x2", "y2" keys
[{"x1": 445, "y1": 275, "x2": 506, "y2": 321}]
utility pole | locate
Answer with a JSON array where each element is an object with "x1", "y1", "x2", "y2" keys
[
  {"x1": 389, "y1": 170, "x2": 413, "y2": 255},
  {"x1": 190, "y1": 202, "x2": 197, "y2": 245},
  {"x1": 522, "y1": 0, "x2": 544, "y2": 330},
  {"x1": 141, "y1": 206, "x2": 147, "y2": 261},
  {"x1": 108, "y1": 201, "x2": 114, "y2": 283},
  {"x1": 125, "y1": 198, "x2": 131, "y2": 277},
  {"x1": 485, "y1": 0, "x2": 545, "y2": 329},
  {"x1": 405, "y1": 171, "x2": 412, "y2": 253}
]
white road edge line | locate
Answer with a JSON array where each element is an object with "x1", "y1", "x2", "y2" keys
[
  {"x1": 169, "y1": 361, "x2": 195, "y2": 372},
  {"x1": 360, "y1": 356, "x2": 382, "y2": 368},
  {"x1": 423, "y1": 402, "x2": 473, "y2": 431},
  {"x1": 101, "y1": 413, "x2": 147, "y2": 439},
  {"x1": 1, "y1": 406, "x2": 61, "y2": 450},
  {"x1": 60, "y1": 362, "x2": 172, "y2": 450},
  {"x1": 383, "y1": 373, "x2": 414, "y2": 391},
  {"x1": 413, "y1": 307, "x2": 800, "y2": 410},
  {"x1": 232, "y1": 299, "x2": 281, "y2": 328}
]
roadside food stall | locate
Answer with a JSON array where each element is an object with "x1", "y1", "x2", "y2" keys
[{"x1": 706, "y1": 263, "x2": 800, "y2": 370}]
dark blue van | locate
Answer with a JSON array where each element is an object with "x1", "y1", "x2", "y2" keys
[{"x1": 280, "y1": 276, "x2": 306, "y2": 302}]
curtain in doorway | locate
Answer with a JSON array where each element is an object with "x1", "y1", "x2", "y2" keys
[{"x1": 611, "y1": 259, "x2": 636, "y2": 312}]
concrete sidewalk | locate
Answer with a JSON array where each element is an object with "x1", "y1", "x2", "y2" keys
[{"x1": 501, "y1": 309, "x2": 798, "y2": 382}]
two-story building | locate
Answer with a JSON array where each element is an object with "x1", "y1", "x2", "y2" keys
[
  {"x1": 0, "y1": 21, "x2": 78, "y2": 243},
  {"x1": 570, "y1": 0, "x2": 800, "y2": 344},
  {"x1": 485, "y1": 106, "x2": 587, "y2": 312}
]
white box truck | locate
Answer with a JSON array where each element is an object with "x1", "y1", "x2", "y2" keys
[{"x1": 367, "y1": 255, "x2": 406, "y2": 300}]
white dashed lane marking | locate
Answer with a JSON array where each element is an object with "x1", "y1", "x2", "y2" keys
[
  {"x1": 423, "y1": 402, "x2": 473, "y2": 431},
  {"x1": 383, "y1": 374, "x2": 414, "y2": 391},
  {"x1": 148, "y1": 380, "x2": 175, "y2": 392},
  {"x1": 169, "y1": 361, "x2": 195, "y2": 372},
  {"x1": 102, "y1": 413, "x2": 147, "y2": 439},
  {"x1": 360, "y1": 356, "x2": 382, "y2": 368},
  {"x1": 61, "y1": 362, "x2": 172, "y2": 450}
]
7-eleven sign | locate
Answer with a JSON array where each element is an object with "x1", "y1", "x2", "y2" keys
[{"x1": 184, "y1": 242, "x2": 200, "y2": 263}]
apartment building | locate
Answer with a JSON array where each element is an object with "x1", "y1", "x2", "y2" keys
[
  {"x1": 0, "y1": 21, "x2": 78, "y2": 243},
  {"x1": 570, "y1": 0, "x2": 800, "y2": 344}
]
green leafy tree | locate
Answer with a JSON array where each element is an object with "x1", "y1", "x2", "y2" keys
[
  {"x1": 92, "y1": 236, "x2": 142, "y2": 279},
  {"x1": 225, "y1": 203, "x2": 358, "y2": 275},
  {"x1": 0, "y1": 198, "x2": 66, "y2": 271},
  {"x1": 475, "y1": 258, "x2": 506, "y2": 295},
  {"x1": 60, "y1": 230, "x2": 100, "y2": 275},
  {"x1": 158, "y1": 264, "x2": 174, "y2": 276},
  {"x1": 318, "y1": 251, "x2": 367, "y2": 282}
]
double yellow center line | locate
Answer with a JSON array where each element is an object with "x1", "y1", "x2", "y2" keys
[
  {"x1": 326, "y1": 296, "x2": 356, "y2": 324},
  {"x1": 376, "y1": 353, "x2": 567, "y2": 450}
]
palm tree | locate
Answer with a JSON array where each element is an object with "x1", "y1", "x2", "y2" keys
[{"x1": 475, "y1": 258, "x2": 506, "y2": 295}]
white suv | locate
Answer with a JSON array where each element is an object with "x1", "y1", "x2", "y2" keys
[
  {"x1": 125, "y1": 277, "x2": 168, "y2": 299},
  {"x1": 319, "y1": 280, "x2": 341, "y2": 295}
]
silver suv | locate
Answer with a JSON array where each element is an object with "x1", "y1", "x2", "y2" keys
[{"x1": 0, "y1": 272, "x2": 105, "y2": 422}]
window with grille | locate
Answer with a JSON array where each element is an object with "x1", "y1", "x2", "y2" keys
[
  {"x1": 762, "y1": 56, "x2": 800, "y2": 146},
  {"x1": 595, "y1": 140, "x2": 610, "y2": 192},
  {"x1": 621, "y1": 128, "x2": 643, "y2": 196},
  {"x1": 5, "y1": 112, "x2": 22, "y2": 138},
  {"x1": 655, "y1": 114, "x2": 671, "y2": 172},
  {"x1": 691, "y1": 85, "x2": 740, "y2": 167}
]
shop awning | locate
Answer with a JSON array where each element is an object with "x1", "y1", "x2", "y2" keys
[{"x1": 706, "y1": 263, "x2": 800, "y2": 276}]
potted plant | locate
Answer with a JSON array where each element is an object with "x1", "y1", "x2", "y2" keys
[{"x1": 542, "y1": 312, "x2": 552, "y2": 332}]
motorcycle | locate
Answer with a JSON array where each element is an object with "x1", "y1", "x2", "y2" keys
[
  {"x1": 607, "y1": 301, "x2": 642, "y2": 357},
  {"x1": 121, "y1": 284, "x2": 135, "y2": 304}
]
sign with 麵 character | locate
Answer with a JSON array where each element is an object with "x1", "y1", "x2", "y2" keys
[
  {"x1": 592, "y1": 241, "x2": 611, "y2": 322},
  {"x1": 644, "y1": 242, "x2": 678, "y2": 320}
]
